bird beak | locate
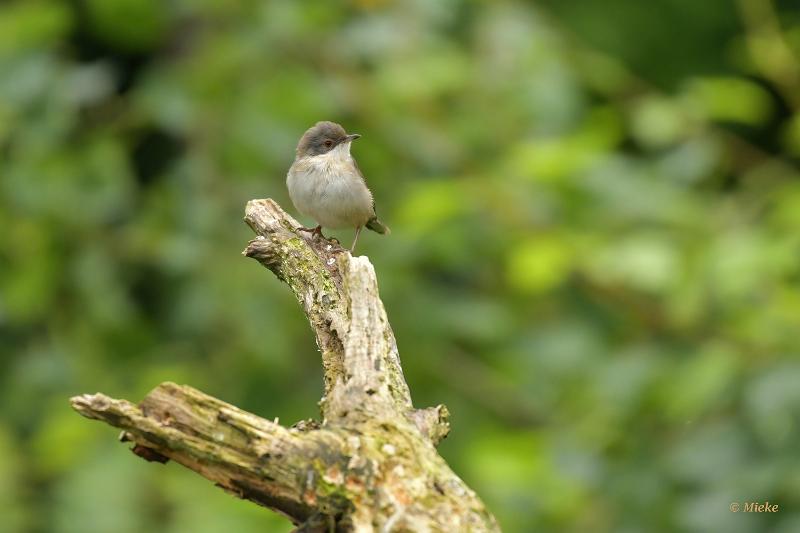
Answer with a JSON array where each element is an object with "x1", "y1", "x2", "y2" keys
[{"x1": 346, "y1": 134, "x2": 361, "y2": 142}]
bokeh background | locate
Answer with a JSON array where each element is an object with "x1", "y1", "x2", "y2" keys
[{"x1": 2, "y1": 0, "x2": 800, "y2": 531}]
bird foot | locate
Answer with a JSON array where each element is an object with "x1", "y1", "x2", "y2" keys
[
  {"x1": 297, "y1": 226, "x2": 343, "y2": 248},
  {"x1": 297, "y1": 225, "x2": 325, "y2": 239}
]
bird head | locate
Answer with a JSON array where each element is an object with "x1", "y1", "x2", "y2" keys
[{"x1": 296, "y1": 121, "x2": 360, "y2": 158}]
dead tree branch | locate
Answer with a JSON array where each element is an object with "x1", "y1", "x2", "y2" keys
[{"x1": 71, "y1": 199, "x2": 499, "y2": 532}]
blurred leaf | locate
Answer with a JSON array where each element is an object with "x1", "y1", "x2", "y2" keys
[
  {"x1": 584, "y1": 233, "x2": 678, "y2": 294},
  {"x1": 630, "y1": 95, "x2": 688, "y2": 148},
  {"x1": 84, "y1": 0, "x2": 168, "y2": 52},
  {"x1": 660, "y1": 343, "x2": 739, "y2": 420},
  {"x1": 745, "y1": 364, "x2": 800, "y2": 449},
  {"x1": 52, "y1": 448, "x2": 155, "y2": 533},
  {"x1": 32, "y1": 402, "x2": 107, "y2": 476},
  {"x1": 0, "y1": 1, "x2": 72, "y2": 56},
  {"x1": 0, "y1": 424, "x2": 29, "y2": 532},
  {"x1": 395, "y1": 180, "x2": 464, "y2": 233},
  {"x1": 508, "y1": 107, "x2": 622, "y2": 182},
  {"x1": 506, "y1": 235, "x2": 572, "y2": 293},
  {"x1": 782, "y1": 112, "x2": 800, "y2": 156},
  {"x1": 684, "y1": 76, "x2": 774, "y2": 125}
]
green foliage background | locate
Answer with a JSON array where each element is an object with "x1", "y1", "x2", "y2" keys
[{"x1": 2, "y1": 1, "x2": 800, "y2": 531}]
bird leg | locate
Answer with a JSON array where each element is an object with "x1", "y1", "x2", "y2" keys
[{"x1": 350, "y1": 226, "x2": 363, "y2": 253}]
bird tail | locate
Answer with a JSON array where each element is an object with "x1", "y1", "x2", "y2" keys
[{"x1": 366, "y1": 217, "x2": 390, "y2": 235}]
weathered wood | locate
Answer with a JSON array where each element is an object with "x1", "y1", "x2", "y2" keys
[{"x1": 70, "y1": 199, "x2": 499, "y2": 532}]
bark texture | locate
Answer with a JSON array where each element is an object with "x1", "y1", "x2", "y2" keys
[{"x1": 70, "y1": 199, "x2": 499, "y2": 532}]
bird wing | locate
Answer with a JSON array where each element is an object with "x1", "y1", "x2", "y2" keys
[
  {"x1": 351, "y1": 155, "x2": 376, "y2": 215},
  {"x1": 352, "y1": 155, "x2": 390, "y2": 234}
]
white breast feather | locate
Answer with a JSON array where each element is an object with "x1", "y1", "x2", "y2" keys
[{"x1": 287, "y1": 143, "x2": 374, "y2": 229}]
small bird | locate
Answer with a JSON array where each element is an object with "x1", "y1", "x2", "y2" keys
[{"x1": 287, "y1": 121, "x2": 389, "y2": 252}]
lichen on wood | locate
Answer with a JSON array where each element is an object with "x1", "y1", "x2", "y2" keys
[{"x1": 70, "y1": 198, "x2": 499, "y2": 532}]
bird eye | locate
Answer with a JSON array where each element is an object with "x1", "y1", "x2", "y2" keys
[{"x1": 324, "y1": 140, "x2": 333, "y2": 148}]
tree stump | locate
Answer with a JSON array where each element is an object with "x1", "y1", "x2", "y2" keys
[{"x1": 70, "y1": 199, "x2": 499, "y2": 532}]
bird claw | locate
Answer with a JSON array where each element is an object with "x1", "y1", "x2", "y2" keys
[
  {"x1": 297, "y1": 225, "x2": 324, "y2": 239},
  {"x1": 297, "y1": 226, "x2": 343, "y2": 250}
]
